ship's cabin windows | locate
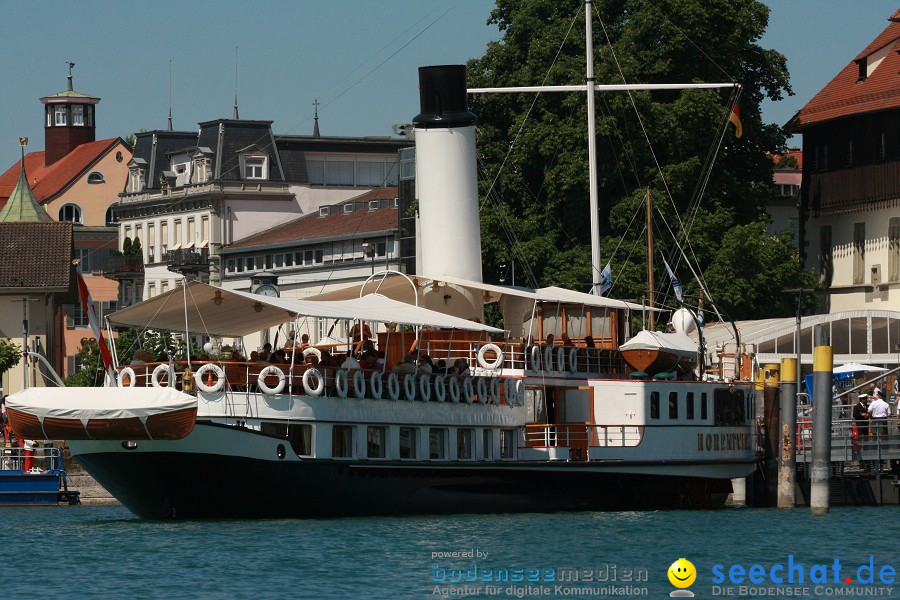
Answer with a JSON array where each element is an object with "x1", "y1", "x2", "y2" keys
[
  {"x1": 261, "y1": 422, "x2": 312, "y2": 456},
  {"x1": 457, "y1": 428, "x2": 474, "y2": 460},
  {"x1": 714, "y1": 389, "x2": 746, "y2": 425},
  {"x1": 649, "y1": 392, "x2": 660, "y2": 419},
  {"x1": 429, "y1": 428, "x2": 448, "y2": 460},
  {"x1": 701, "y1": 392, "x2": 708, "y2": 420},
  {"x1": 500, "y1": 429, "x2": 516, "y2": 459},
  {"x1": 332, "y1": 425, "x2": 354, "y2": 458},
  {"x1": 367, "y1": 426, "x2": 387, "y2": 459},
  {"x1": 668, "y1": 392, "x2": 678, "y2": 419},
  {"x1": 399, "y1": 427, "x2": 418, "y2": 459},
  {"x1": 686, "y1": 392, "x2": 695, "y2": 420},
  {"x1": 482, "y1": 429, "x2": 493, "y2": 461}
]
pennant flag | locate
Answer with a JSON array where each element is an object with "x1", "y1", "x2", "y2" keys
[
  {"x1": 662, "y1": 257, "x2": 683, "y2": 302},
  {"x1": 76, "y1": 271, "x2": 117, "y2": 386},
  {"x1": 729, "y1": 102, "x2": 743, "y2": 138},
  {"x1": 599, "y1": 262, "x2": 613, "y2": 296},
  {"x1": 697, "y1": 295, "x2": 704, "y2": 327}
]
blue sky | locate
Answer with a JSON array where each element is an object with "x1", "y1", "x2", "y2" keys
[{"x1": 0, "y1": 1, "x2": 896, "y2": 169}]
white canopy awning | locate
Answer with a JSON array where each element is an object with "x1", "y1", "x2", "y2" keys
[{"x1": 107, "y1": 281, "x2": 503, "y2": 337}]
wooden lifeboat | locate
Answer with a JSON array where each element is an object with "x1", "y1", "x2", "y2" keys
[
  {"x1": 619, "y1": 330, "x2": 697, "y2": 375},
  {"x1": 5, "y1": 387, "x2": 197, "y2": 441}
]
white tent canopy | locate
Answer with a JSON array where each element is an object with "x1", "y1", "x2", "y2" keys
[
  {"x1": 833, "y1": 362, "x2": 888, "y2": 374},
  {"x1": 107, "y1": 281, "x2": 503, "y2": 337}
]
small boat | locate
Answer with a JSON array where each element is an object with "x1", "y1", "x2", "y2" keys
[
  {"x1": 619, "y1": 329, "x2": 698, "y2": 376},
  {"x1": 0, "y1": 421, "x2": 80, "y2": 506}
]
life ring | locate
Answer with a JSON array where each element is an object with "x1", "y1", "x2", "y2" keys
[
  {"x1": 418, "y1": 373, "x2": 432, "y2": 401},
  {"x1": 119, "y1": 366, "x2": 136, "y2": 388},
  {"x1": 449, "y1": 376, "x2": 461, "y2": 403},
  {"x1": 335, "y1": 369, "x2": 349, "y2": 398},
  {"x1": 529, "y1": 345, "x2": 542, "y2": 370},
  {"x1": 462, "y1": 377, "x2": 474, "y2": 404},
  {"x1": 544, "y1": 346, "x2": 555, "y2": 371},
  {"x1": 434, "y1": 375, "x2": 447, "y2": 402},
  {"x1": 403, "y1": 373, "x2": 416, "y2": 401},
  {"x1": 352, "y1": 370, "x2": 366, "y2": 399},
  {"x1": 151, "y1": 364, "x2": 173, "y2": 388},
  {"x1": 504, "y1": 378, "x2": 515, "y2": 405},
  {"x1": 258, "y1": 365, "x2": 286, "y2": 395},
  {"x1": 477, "y1": 343, "x2": 504, "y2": 371},
  {"x1": 476, "y1": 377, "x2": 488, "y2": 403},
  {"x1": 568, "y1": 347, "x2": 579, "y2": 373},
  {"x1": 387, "y1": 373, "x2": 401, "y2": 400},
  {"x1": 369, "y1": 371, "x2": 383, "y2": 400},
  {"x1": 302, "y1": 368, "x2": 325, "y2": 396},
  {"x1": 557, "y1": 347, "x2": 566, "y2": 372},
  {"x1": 489, "y1": 377, "x2": 501, "y2": 404},
  {"x1": 302, "y1": 347, "x2": 322, "y2": 362},
  {"x1": 195, "y1": 364, "x2": 225, "y2": 393}
]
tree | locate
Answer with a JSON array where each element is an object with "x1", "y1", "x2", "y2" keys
[
  {"x1": 467, "y1": 0, "x2": 811, "y2": 320},
  {"x1": 0, "y1": 338, "x2": 22, "y2": 382}
]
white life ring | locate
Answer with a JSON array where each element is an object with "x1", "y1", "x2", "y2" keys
[
  {"x1": 449, "y1": 376, "x2": 461, "y2": 403},
  {"x1": 258, "y1": 365, "x2": 286, "y2": 395},
  {"x1": 529, "y1": 345, "x2": 542, "y2": 370},
  {"x1": 544, "y1": 346, "x2": 555, "y2": 371},
  {"x1": 568, "y1": 347, "x2": 579, "y2": 373},
  {"x1": 503, "y1": 377, "x2": 515, "y2": 405},
  {"x1": 476, "y1": 377, "x2": 488, "y2": 403},
  {"x1": 369, "y1": 371, "x2": 383, "y2": 400},
  {"x1": 387, "y1": 373, "x2": 401, "y2": 400},
  {"x1": 335, "y1": 369, "x2": 349, "y2": 398},
  {"x1": 489, "y1": 377, "x2": 501, "y2": 404},
  {"x1": 434, "y1": 375, "x2": 447, "y2": 402},
  {"x1": 462, "y1": 377, "x2": 474, "y2": 404},
  {"x1": 302, "y1": 368, "x2": 325, "y2": 396},
  {"x1": 403, "y1": 373, "x2": 416, "y2": 401},
  {"x1": 418, "y1": 373, "x2": 431, "y2": 401},
  {"x1": 477, "y1": 343, "x2": 504, "y2": 371},
  {"x1": 302, "y1": 347, "x2": 322, "y2": 362},
  {"x1": 194, "y1": 363, "x2": 225, "y2": 393},
  {"x1": 119, "y1": 366, "x2": 137, "y2": 388},
  {"x1": 151, "y1": 364, "x2": 173, "y2": 388},
  {"x1": 352, "y1": 370, "x2": 366, "y2": 399}
]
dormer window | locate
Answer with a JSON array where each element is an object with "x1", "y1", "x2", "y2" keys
[
  {"x1": 369, "y1": 200, "x2": 379, "y2": 211},
  {"x1": 54, "y1": 105, "x2": 67, "y2": 126},
  {"x1": 72, "y1": 106, "x2": 84, "y2": 126},
  {"x1": 319, "y1": 206, "x2": 330, "y2": 217},
  {"x1": 343, "y1": 203, "x2": 354, "y2": 214},
  {"x1": 87, "y1": 171, "x2": 105, "y2": 184},
  {"x1": 129, "y1": 168, "x2": 145, "y2": 193},
  {"x1": 243, "y1": 155, "x2": 267, "y2": 180}
]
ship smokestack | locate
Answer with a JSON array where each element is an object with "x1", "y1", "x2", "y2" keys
[{"x1": 413, "y1": 65, "x2": 482, "y2": 285}]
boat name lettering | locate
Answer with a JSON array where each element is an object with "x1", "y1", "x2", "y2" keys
[{"x1": 697, "y1": 433, "x2": 751, "y2": 452}]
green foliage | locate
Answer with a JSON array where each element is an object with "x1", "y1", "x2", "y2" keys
[
  {"x1": 775, "y1": 154, "x2": 798, "y2": 169},
  {"x1": 468, "y1": 0, "x2": 799, "y2": 319},
  {"x1": 0, "y1": 338, "x2": 22, "y2": 376}
]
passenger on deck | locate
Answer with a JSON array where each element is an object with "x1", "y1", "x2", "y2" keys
[
  {"x1": 417, "y1": 355, "x2": 434, "y2": 375},
  {"x1": 270, "y1": 349, "x2": 287, "y2": 364},
  {"x1": 376, "y1": 351, "x2": 388, "y2": 370},
  {"x1": 545, "y1": 333, "x2": 555, "y2": 346},
  {"x1": 436, "y1": 359, "x2": 448, "y2": 374},
  {"x1": 395, "y1": 355, "x2": 416, "y2": 374},
  {"x1": 584, "y1": 335, "x2": 594, "y2": 348},
  {"x1": 341, "y1": 353, "x2": 361, "y2": 370},
  {"x1": 319, "y1": 350, "x2": 340, "y2": 369},
  {"x1": 130, "y1": 349, "x2": 151, "y2": 365},
  {"x1": 300, "y1": 334, "x2": 311, "y2": 349},
  {"x1": 361, "y1": 350, "x2": 378, "y2": 370},
  {"x1": 350, "y1": 321, "x2": 372, "y2": 342},
  {"x1": 258, "y1": 350, "x2": 270, "y2": 362},
  {"x1": 250, "y1": 351, "x2": 261, "y2": 362},
  {"x1": 452, "y1": 358, "x2": 471, "y2": 376},
  {"x1": 562, "y1": 334, "x2": 574, "y2": 346}
]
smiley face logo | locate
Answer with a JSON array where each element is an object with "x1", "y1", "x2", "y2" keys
[{"x1": 668, "y1": 558, "x2": 696, "y2": 588}]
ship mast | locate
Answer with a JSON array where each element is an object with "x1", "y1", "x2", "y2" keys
[{"x1": 646, "y1": 188, "x2": 654, "y2": 330}]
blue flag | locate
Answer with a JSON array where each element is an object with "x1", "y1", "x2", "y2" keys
[
  {"x1": 599, "y1": 262, "x2": 612, "y2": 296},
  {"x1": 662, "y1": 257, "x2": 683, "y2": 302}
]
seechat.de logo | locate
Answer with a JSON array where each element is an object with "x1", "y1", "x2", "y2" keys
[{"x1": 668, "y1": 558, "x2": 696, "y2": 597}]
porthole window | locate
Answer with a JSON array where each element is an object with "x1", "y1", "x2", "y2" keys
[{"x1": 87, "y1": 171, "x2": 105, "y2": 184}]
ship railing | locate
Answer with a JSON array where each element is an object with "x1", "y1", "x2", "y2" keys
[
  {"x1": 0, "y1": 445, "x2": 66, "y2": 473},
  {"x1": 795, "y1": 416, "x2": 900, "y2": 462},
  {"x1": 525, "y1": 422, "x2": 644, "y2": 454}
]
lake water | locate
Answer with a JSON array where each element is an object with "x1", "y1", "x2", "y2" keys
[{"x1": 4, "y1": 505, "x2": 897, "y2": 599}]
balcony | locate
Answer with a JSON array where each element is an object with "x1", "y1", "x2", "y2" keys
[
  {"x1": 102, "y1": 255, "x2": 144, "y2": 280},
  {"x1": 165, "y1": 248, "x2": 210, "y2": 275}
]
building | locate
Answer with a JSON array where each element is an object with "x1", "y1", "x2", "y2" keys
[
  {"x1": 107, "y1": 119, "x2": 406, "y2": 309},
  {"x1": 0, "y1": 67, "x2": 131, "y2": 377},
  {"x1": 767, "y1": 150, "x2": 802, "y2": 242},
  {"x1": 789, "y1": 10, "x2": 900, "y2": 313}
]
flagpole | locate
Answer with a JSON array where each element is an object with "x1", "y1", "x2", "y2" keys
[{"x1": 646, "y1": 188, "x2": 654, "y2": 330}]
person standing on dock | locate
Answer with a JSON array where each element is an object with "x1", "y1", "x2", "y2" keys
[
  {"x1": 853, "y1": 393, "x2": 869, "y2": 445},
  {"x1": 868, "y1": 391, "x2": 890, "y2": 447}
]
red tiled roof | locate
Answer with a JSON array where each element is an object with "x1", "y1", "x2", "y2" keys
[
  {"x1": 0, "y1": 221, "x2": 73, "y2": 289},
  {"x1": 0, "y1": 138, "x2": 120, "y2": 207},
  {"x1": 789, "y1": 15, "x2": 900, "y2": 129},
  {"x1": 228, "y1": 187, "x2": 399, "y2": 249}
]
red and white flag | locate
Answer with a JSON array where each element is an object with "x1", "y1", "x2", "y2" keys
[{"x1": 76, "y1": 272, "x2": 117, "y2": 386}]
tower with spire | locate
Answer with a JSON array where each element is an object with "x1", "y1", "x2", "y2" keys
[
  {"x1": 0, "y1": 138, "x2": 51, "y2": 223},
  {"x1": 40, "y1": 62, "x2": 100, "y2": 167}
]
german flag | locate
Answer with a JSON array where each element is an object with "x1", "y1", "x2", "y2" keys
[{"x1": 729, "y1": 102, "x2": 743, "y2": 138}]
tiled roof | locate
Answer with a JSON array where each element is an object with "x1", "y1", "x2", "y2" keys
[
  {"x1": 0, "y1": 138, "x2": 121, "y2": 206},
  {"x1": 789, "y1": 14, "x2": 900, "y2": 129},
  {"x1": 0, "y1": 221, "x2": 73, "y2": 289},
  {"x1": 771, "y1": 149, "x2": 803, "y2": 169},
  {"x1": 226, "y1": 187, "x2": 399, "y2": 250}
]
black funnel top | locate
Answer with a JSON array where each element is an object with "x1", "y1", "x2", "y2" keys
[{"x1": 413, "y1": 65, "x2": 476, "y2": 128}]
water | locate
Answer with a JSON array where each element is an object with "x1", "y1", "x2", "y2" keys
[{"x1": 4, "y1": 505, "x2": 897, "y2": 599}]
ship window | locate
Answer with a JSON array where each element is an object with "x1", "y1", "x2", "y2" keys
[
  {"x1": 668, "y1": 392, "x2": 678, "y2": 419},
  {"x1": 714, "y1": 388, "x2": 746, "y2": 426},
  {"x1": 500, "y1": 429, "x2": 516, "y2": 459},
  {"x1": 457, "y1": 428, "x2": 474, "y2": 460},
  {"x1": 482, "y1": 429, "x2": 493, "y2": 460},
  {"x1": 701, "y1": 393, "x2": 708, "y2": 420},
  {"x1": 399, "y1": 427, "x2": 417, "y2": 459},
  {"x1": 367, "y1": 426, "x2": 387, "y2": 459},
  {"x1": 429, "y1": 428, "x2": 447, "y2": 460},
  {"x1": 332, "y1": 425, "x2": 354, "y2": 458},
  {"x1": 686, "y1": 392, "x2": 695, "y2": 420},
  {"x1": 260, "y1": 422, "x2": 312, "y2": 456},
  {"x1": 650, "y1": 392, "x2": 660, "y2": 419}
]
